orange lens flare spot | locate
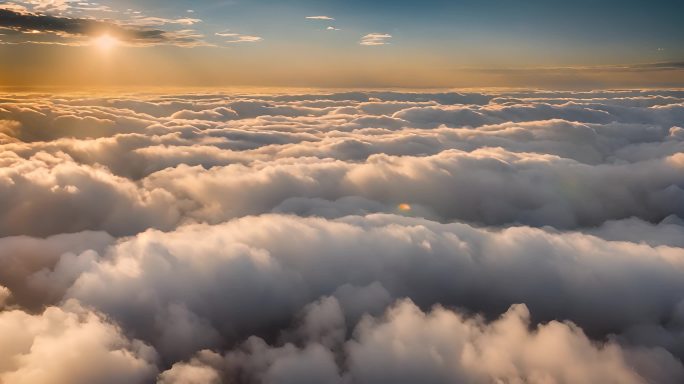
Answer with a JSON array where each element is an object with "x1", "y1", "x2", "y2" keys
[{"x1": 398, "y1": 203, "x2": 412, "y2": 212}]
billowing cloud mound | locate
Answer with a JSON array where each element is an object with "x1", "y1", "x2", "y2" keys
[
  {"x1": 1, "y1": 89, "x2": 684, "y2": 383},
  {"x1": 159, "y1": 298, "x2": 683, "y2": 384},
  {"x1": 0, "y1": 300, "x2": 158, "y2": 384}
]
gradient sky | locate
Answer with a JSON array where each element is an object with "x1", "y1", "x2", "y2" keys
[{"x1": 1, "y1": 0, "x2": 683, "y2": 88}]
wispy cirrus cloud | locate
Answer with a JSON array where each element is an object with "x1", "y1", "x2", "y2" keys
[
  {"x1": 0, "y1": 8, "x2": 207, "y2": 46},
  {"x1": 215, "y1": 30, "x2": 262, "y2": 43},
  {"x1": 25, "y1": 0, "x2": 72, "y2": 12},
  {"x1": 306, "y1": 15, "x2": 334, "y2": 20},
  {"x1": 360, "y1": 32, "x2": 391, "y2": 46},
  {"x1": 128, "y1": 16, "x2": 202, "y2": 27},
  {"x1": 3, "y1": 0, "x2": 112, "y2": 15},
  {"x1": 0, "y1": 2, "x2": 30, "y2": 13}
]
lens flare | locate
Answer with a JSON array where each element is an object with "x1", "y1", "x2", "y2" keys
[{"x1": 398, "y1": 203, "x2": 412, "y2": 212}]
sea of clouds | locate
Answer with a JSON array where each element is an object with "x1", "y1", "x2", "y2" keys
[{"x1": 0, "y1": 89, "x2": 683, "y2": 383}]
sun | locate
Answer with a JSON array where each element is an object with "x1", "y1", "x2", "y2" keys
[{"x1": 93, "y1": 34, "x2": 119, "y2": 52}]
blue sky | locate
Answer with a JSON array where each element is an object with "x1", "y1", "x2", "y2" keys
[{"x1": 125, "y1": 0, "x2": 684, "y2": 60}]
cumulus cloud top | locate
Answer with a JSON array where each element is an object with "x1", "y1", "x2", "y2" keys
[
  {"x1": 0, "y1": 300, "x2": 158, "y2": 384},
  {"x1": 0, "y1": 89, "x2": 683, "y2": 382},
  {"x1": 159, "y1": 298, "x2": 683, "y2": 384},
  {"x1": 0, "y1": 285, "x2": 10, "y2": 308}
]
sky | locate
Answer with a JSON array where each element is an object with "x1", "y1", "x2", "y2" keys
[
  {"x1": 0, "y1": 0, "x2": 683, "y2": 88},
  {"x1": 0, "y1": 0, "x2": 684, "y2": 88},
  {"x1": 2, "y1": 3, "x2": 684, "y2": 383}
]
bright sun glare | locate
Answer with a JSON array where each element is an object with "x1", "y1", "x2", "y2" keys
[{"x1": 93, "y1": 34, "x2": 119, "y2": 51}]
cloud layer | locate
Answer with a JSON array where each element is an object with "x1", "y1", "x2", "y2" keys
[{"x1": 0, "y1": 89, "x2": 683, "y2": 383}]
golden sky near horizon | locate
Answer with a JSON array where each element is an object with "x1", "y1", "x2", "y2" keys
[{"x1": 1, "y1": 0, "x2": 683, "y2": 88}]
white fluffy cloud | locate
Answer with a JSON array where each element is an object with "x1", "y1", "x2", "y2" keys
[
  {"x1": 55, "y1": 214, "x2": 684, "y2": 368},
  {"x1": 1, "y1": 142, "x2": 682, "y2": 236},
  {"x1": 1, "y1": 89, "x2": 684, "y2": 382},
  {"x1": 160, "y1": 298, "x2": 683, "y2": 384},
  {"x1": 0, "y1": 300, "x2": 158, "y2": 384},
  {"x1": 0, "y1": 230, "x2": 112, "y2": 309},
  {"x1": 0, "y1": 285, "x2": 10, "y2": 308}
]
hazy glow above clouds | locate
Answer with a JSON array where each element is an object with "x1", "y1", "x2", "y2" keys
[{"x1": 0, "y1": 0, "x2": 682, "y2": 88}]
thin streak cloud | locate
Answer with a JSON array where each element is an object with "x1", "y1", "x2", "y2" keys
[
  {"x1": 360, "y1": 32, "x2": 392, "y2": 46},
  {"x1": 306, "y1": 15, "x2": 335, "y2": 21},
  {"x1": 215, "y1": 30, "x2": 262, "y2": 43}
]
